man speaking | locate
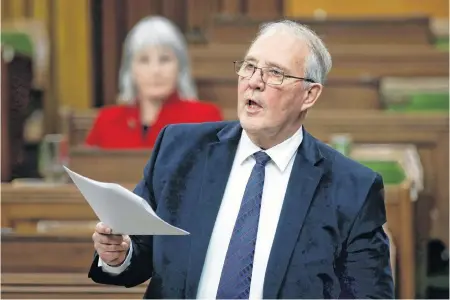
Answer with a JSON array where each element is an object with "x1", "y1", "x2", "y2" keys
[{"x1": 89, "y1": 20, "x2": 394, "y2": 299}]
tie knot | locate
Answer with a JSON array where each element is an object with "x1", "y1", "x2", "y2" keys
[{"x1": 253, "y1": 151, "x2": 271, "y2": 166}]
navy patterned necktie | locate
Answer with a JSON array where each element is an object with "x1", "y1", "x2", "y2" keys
[{"x1": 216, "y1": 151, "x2": 271, "y2": 299}]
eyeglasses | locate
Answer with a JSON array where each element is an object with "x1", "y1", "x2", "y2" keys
[{"x1": 233, "y1": 60, "x2": 315, "y2": 85}]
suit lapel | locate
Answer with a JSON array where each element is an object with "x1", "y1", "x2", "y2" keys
[
  {"x1": 263, "y1": 130, "x2": 325, "y2": 299},
  {"x1": 185, "y1": 122, "x2": 241, "y2": 298}
]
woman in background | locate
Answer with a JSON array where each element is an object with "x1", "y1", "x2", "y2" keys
[{"x1": 85, "y1": 16, "x2": 222, "y2": 149}]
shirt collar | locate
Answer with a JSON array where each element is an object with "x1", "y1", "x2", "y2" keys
[{"x1": 235, "y1": 126, "x2": 304, "y2": 172}]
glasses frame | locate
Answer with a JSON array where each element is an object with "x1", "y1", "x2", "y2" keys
[{"x1": 233, "y1": 60, "x2": 316, "y2": 85}]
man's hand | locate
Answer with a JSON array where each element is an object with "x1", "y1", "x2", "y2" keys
[{"x1": 92, "y1": 222, "x2": 131, "y2": 266}]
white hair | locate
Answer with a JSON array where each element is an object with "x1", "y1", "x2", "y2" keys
[
  {"x1": 254, "y1": 20, "x2": 332, "y2": 85},
  {"x1": 118, "y1": 16, "x2": 197, "y2": 103}
]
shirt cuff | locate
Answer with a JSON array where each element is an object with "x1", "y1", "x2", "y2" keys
[{"x1": 97, "y1": 241, "x2": 133, "y2": 275}]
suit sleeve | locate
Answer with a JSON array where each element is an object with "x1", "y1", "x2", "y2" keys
[
  {"x1": 88, "y1": 125, "x2": 169, "y2": 288},
  {"x1": 338, "y1": 174, "x2": 395, "y2": 299}
]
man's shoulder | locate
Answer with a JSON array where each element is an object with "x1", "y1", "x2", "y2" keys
[
  {"x1": 164, "y1": 121, "x2": 236, "y2": 139},
  {"x1": 158, "y1": 121, "x2": 239, "y2": 150},
  {"x1": 165, "y1": 120, "x2": 233, "y2": 133}
]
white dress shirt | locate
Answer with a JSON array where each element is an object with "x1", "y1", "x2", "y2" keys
[{"x1": 99, "y1": 126, "x2": 303, "y2": 299}]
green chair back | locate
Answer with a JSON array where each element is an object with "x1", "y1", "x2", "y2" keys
[
  {"x1": 357, "y1": 160, "x2": 406, "y2": 185},
  {"x1": 1, "y1": 31, "x2": 34, "y2": 57},
  {"x1": 435, "y1": 38, "x2": 449, "y2": 51},
  {"x1": 386, "y1": 92, "x2": 449, "y2": 112}
]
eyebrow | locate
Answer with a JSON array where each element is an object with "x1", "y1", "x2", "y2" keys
[{"x1": 244, "y1": 55, "x2": 289, "y2": 71}]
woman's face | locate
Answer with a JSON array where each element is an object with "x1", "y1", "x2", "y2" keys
[{"x1": 131, "y1": 45, "x2": 179, "y2": 102}]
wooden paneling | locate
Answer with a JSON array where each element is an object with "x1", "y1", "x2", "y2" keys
[
  {"x1": 218, "y1": 0, "x2": 241, "y2": 16},
  {"x1": 186, "y1": 0, "x2": 218, "y2": 42},
  {"x1": 1, "y1": 50, "x2": 12, "y2": 182},
  {"x1": 189, "y1": 44, "x2": 449, "y2": 78},
  {"x1": 195, "y1": 75, "x2": 381, "y2": 110},
  {"x1": 30, "y1": 0, "x2": 52, "y2": 30},
  {"x1": 246, "y1": 0, "x2": 282, "y2": 18},
  {"x1": 285, "y1": 0, "x2": 449, "y2": 18},
  {"x1": 30, "y1": 0, "x2": 55, "y2": 133},
  {"x1": 125, "y1": 0, "x2": 156, "y2": 30},
  {"x1": 99, "y1": 0, "x2": 121, "y2": 106},
  {"x1": 53, "y1": 0, "x2": 92, "y2": 110},
  {"x1": 162, "y1": 0, "x2": 187, "y2": 36},
  {"x1": 209, "y1": 16, "x2": 433, "y2": 45},
  {"x1": 2, "y1": 0, "x2": 27, "y2": 18}
]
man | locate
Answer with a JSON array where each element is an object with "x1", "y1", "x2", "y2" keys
[{"x1": 89, "y1": 20, "x2": 394, "y2": 299}]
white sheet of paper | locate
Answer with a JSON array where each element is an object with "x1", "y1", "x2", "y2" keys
[{"x1": 63, "y1": 166, "x2": 189, "y2": 236}]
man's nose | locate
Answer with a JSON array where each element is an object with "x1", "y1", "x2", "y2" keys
[{"x1": 248, "y1": 68, "x2": 265, "y2": 90}]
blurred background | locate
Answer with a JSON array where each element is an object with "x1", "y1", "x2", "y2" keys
[{"x1": 1, "y1": 0, "x2": 449, "y2": 298}]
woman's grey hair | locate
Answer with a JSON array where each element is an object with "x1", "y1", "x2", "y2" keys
[
  {"x1": 118, "y1": 16, "x2": 197, "y2": 103},
  {"x1": 254, "y1": 20, "x2": 332, "y2": 85}
]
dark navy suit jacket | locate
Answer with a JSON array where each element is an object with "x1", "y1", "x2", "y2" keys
[{"x1": 89, "y1": 121, "x2": 394, "y2": 299}]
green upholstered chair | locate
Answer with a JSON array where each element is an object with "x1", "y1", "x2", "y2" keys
[
  {"x1": 435, "y1": 38, "x2": 449, "y2": 51},
  {"x1": 356, "y1": 160, "x2": 406, "y2": 185},
  {"x1": 386, "y1": 92, "x2": 449, "y2": 112},
  {"x1": 1, "y1": 31, "x2": 34, "y2": 57}
]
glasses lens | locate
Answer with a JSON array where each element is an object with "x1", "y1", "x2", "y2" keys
[{"x1": 235, "y1": 61, "x2": 248, "y2": 76}]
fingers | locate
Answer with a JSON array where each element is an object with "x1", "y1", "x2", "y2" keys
[
  {"x1": 95, "y1": 222, "x2": 112, "y2": 234},
  {"x1": 99, "y1": 251, "x2": 127, "y2": 266},
  {"x1": 93, "y1": 222, "x2": 131, "y2": 266},
  {"x1": 92, "y1": 231, "x2": 124, "y2": 245},
  {"x1": 95, "y1": 241, "x2": 128, "y2": 252}
]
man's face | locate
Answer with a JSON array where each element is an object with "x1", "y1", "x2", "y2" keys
[{"x1": 237, "y1": 31, "x2": 322, "y2": 147}]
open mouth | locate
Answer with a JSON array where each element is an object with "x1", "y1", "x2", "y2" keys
[
  {"x1": 246, "y1": 99, "x2": 262, "y2": 108},
  {"x1": 245, "y1": 99, "x2": 263, "y2": 114}
]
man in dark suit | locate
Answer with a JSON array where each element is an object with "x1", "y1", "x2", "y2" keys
[{"x1": 89, "y1": 20, "x2": 394, "y2": 299}]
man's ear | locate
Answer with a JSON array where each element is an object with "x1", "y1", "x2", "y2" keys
[{"x1": 301, "y1": 83, "x2": 323, "y2": 111}]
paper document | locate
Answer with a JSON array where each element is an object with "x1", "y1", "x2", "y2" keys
[{"x1": 64, "y1": 166, "x2": 189, "y2": 236}]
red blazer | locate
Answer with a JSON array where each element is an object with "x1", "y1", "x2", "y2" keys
[{"x1": 85, "y1": 93, "x2": 223, "y2": 149}]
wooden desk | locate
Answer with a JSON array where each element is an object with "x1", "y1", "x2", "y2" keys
[
  {"x1": 385, "y1": 182, "x2": 415, "y2": 299},
  {"x1": 2, "y1": 234, "x2": 93, "y2": 273},
  {"x1": 69, "y1": 147, "x2": 151, "y2": 183},
  {"x1": 1, "y1": 183, "x2": 134, "y2": 233},
  {"x1": 1, "y1": 272, "x2": 146, "y2": 299}
]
